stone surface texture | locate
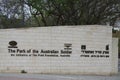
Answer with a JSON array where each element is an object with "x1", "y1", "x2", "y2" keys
[{"x1": 0, "y1": 25, "x2": 117, "y2": 75}]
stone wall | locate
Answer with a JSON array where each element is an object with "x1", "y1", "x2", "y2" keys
[{"x1": 0, "y1": 25, "x2": 117, "y2": 75}]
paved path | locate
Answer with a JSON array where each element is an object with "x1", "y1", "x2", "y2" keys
[{"x1": 0, "y1": 73, "x2": 120, "y2": 80}]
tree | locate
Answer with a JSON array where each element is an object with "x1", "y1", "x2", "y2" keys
[
  {"x1": 27, "y1": 0, "x2": 120, "y2": 26},
  {"x1": 0, "y1": 0, "x2": 31, "y2": 28},
  {"x1": 0, "y1": 0, "x2": 120, "y2": 28}
]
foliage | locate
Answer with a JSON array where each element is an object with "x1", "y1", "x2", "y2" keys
[
  {"x1": 27, "y1": 0, "x2": 120, "y2": 26},
  {"x1": 0, "y1": 15, "x2": 24, "y2": 28},
  {"x1": 0, "y1": 0, "x2": 120, "y2": 28},
  {"x1": 0, "y1": 0, "x2": 30, "y2": 28}
]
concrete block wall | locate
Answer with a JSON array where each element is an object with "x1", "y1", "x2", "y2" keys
[
  {"x1": 112, "y1": 38, "x2": 118, "y2": 74},
  {"x1": 0, "y1": 25, "x2": 117, "y2": 75}
]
